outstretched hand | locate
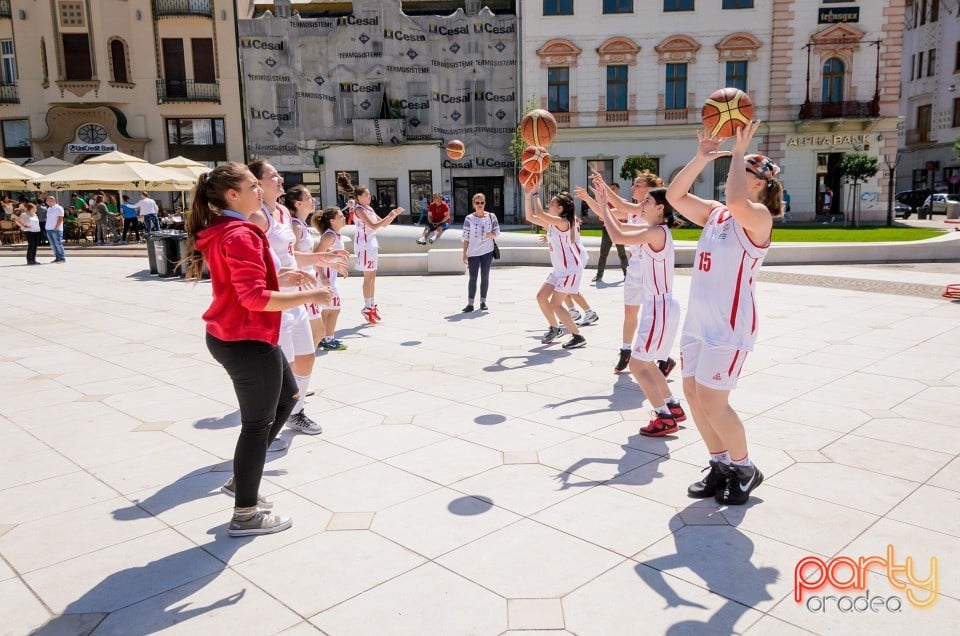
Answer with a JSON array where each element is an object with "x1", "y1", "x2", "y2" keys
[
  {"x1": 696, "y1": 128, "x2": 732, "y2": 161},
  {"x1": 732, "y1": 120, "x2": 762, "y2": 154}
]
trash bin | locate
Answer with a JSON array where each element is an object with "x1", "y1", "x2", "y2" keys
[
  {"x1": 146, "y1": 233, "x2": 160, "y2": 274},
  {"x1": 161, "y1": 231, "x2": 187, "y2": 277}
]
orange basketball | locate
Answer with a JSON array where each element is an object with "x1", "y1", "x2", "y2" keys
[
  {"x1": 518, "y1": 168, "x2": 541, "y2": 191},
  {"x1": 520, "y1": 145, "x2": 551, "y2": 174},
  {"x1": 445, "y1": 139, "x2": 465, "y2": 160},
  {"x1": 519, "y1": 109, "x2": 558, "y2": 147},
  {"x1": 701, "y1": 88, "x2": 754, "y2": 138}
]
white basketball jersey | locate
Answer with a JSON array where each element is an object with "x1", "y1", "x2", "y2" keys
[
  {"x1": 626, "y1": 212, "x2": 644, "y2": 267},
  {"x1": 321, "y1": 229, "x2": 344, "y2": 287},
  {"x1": 353, "y1": 205, "x2": 379, "y2": 253},
  {"x1": 291, "y1": 216, "x2": 314, "y2": 276},
  {"x1": 636, "y1": 225, "x2": 674, "y2": 298},
  {"x1": 546, "y1": 221, "x2": 585, "y2": 272},
  {"x1": 683, "y1": 206, "x2": 769, "y2": 350},
  {"x1": 265, "y1": 204, "x2": 297, "y2": 290}
]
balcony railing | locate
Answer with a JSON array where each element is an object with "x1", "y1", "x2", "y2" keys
[
  {"x1": 153, "y1": 0, "x2": 212, "y2": 19},
  {"x1": 604, "y1": 111, "x2": 629, "y2": 125},
  {"x1": 906, "y1": 128, "x2": 933, "y2": 146},
  {"x1": 0, "y1": 83, "x2": 19, "y2": 104},
  {"x1": 156, "y1": 79, "x2": 220, "y2": 103},
  {"x1": 0, "y1": 0, "x2": 11, "y2": 19},
  {"x1": 799, "y1": 98, "x2": 880, "y2": 120},
  {"x1": 661, "y1": 109, "x2": 689, "y2": 122},
  {"x1": 554, "y1": 112, "x2": 571, "y2": 127}
]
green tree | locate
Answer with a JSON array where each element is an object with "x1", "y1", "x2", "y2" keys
[
  {"x1": 837, "y1": 153, "x2": 879, "y2": 227},
  {"x1": 620, "y1": 155, "x2": 658, "y2": 181}
]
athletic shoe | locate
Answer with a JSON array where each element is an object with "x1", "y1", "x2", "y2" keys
[
  {"x1": 541, "y1": 326, "x2": 563, "y2": 344},
  {"x1": 717, "y1": 464, "x2": 764, "y2": 505},
  {"x1": 416, "y1": 238, "x2": 427, "y2": 245},
  {"x1": 319, "y1": 339, "x2": 347, "y2": 351},
  {"x1": 267, "y1": 437, "x2": 289, "y2": 452},
  {"x1": 592, "y1": 275, "x2": 602, "y2": 282},
  {"x1": 228, "y1": 509, "x2": 292, "y2": 537},
  {"x1": 361, "y1": 307, "x2": 377, "y2": 324},
  {"x1": 562, "y1": 334, "x2": 587, "y2": 349},
  {"x1": 614, "y1": 348, "x2": 631, "y2": 374},
  {"x1": 286, "y1": 411, "x2": 322, "y2": 435},
  {"x1": 371, "y1": 305, "x2": 382, "y2": 321},
  {"x1": 427, "y1": 238, "x2": 435, "y2": 244},
  {"x1": 567, "y1": 308, "x2": 583, "y2": 323},
  {"x1": 658, "y1": 357, "x2": 676, "y2": 377},
  {"x1": 640, "y1": 412, "x2": 679, "y2": 437},
  {"x1": 687, "y1": 461, "x2": 729, "y2": 499},
  {"x1": 220, "y1": 477, "x2": 274, "y2": 509},
  {"x1": 480, "y1": 302, "x2": 488, "y2": 311},
  {"x1": 579, "y1": 309, "x2": 599, "y2": 326},
  {"x1": 462, "y1": 304, "x2": 475, "y2": 313},
  {"x1": 667, "y1": 402, "x2": 687, "y2": 423}
]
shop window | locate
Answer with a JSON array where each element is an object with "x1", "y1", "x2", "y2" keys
[
  {"x1": 542, "y1": 160, "x2": 570, "y2": 200},
  {"x1": 409, "y1": 170, "x2": 432, "y2": 214},
  {"x1": 725, "y1": 61, "x2": 748, "y2": 92},
  {"x1": 2, "y1": 119, "x2": 31, "y2": 158},
  {"x1": 606, "y1": 65, "x2": 627, "y2": 111},
  {"x1": 543, "y1": 0, "x2": 573, "y2": 16},
  {"x1": 548, "y1": 67, "x2": 569, "y2": 113},
  {"x1": 665, "y1": 63, "x2": 687, "y2": 109}
]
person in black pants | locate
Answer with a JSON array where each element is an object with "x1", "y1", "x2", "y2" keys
[
  {"x1": 593, "y1": 182, "x2": 628, "y2": 282},
  {"x1": 119, "y1": 194, "x2": 141, "y2": 244},
  {"x1": 461, "y1": 193, "x2": 500, "y2": 311},
  {"x1": 16, "y1": 203, "x2": 42, "y2": 264}
]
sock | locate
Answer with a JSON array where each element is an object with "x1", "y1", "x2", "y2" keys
[
  {"x1": 656, "y1": 405, "x2": 671, "y2": 416},
  {"x1": 710, "y1": 450, "x2": 731, "y2": 465},
  {"x1": 364, "y1": 298, "x2": 374, "y2": 309},
  {"x1": 666, "y1": 396, "x2": 680, "y2": 405},
  {"x1": 292, "y1": 373, "x2": 311, "y2": 415},
  {"x1": 731, "y1": 455, "x2": 753, "y2": 469},
  {"x1": 621, "y1": 342, "x2": 631, "y2": 350}
]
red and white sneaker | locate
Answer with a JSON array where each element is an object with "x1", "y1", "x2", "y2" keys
[
  {"x1": 371, "y1": 305, "x2": 382, "y2": 322},
  {"x1": 639, "y1": 412, "x2": 679, "y2": 437},
  {"x1": 361, "y1": 307, "x2": 378, "y2": 324},
  {"x1": 667, "y1": 402, "x2": 686, "y2": 423}
]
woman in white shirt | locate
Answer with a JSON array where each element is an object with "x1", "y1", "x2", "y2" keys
[
  {"x1": 461, "y1": 193, "x2": 500, "y2": 312},
  {"x1": 16, "y1": 202, "x2": 42, "y2": 265}
]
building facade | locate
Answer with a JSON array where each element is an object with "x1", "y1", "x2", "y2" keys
[
  {"x1": 522, "y1": 0, "x2": 904, "y2": 223},
  {"x1": 241, "y1": 0, "x2": 519, "y2": 221},
  {"x1": 898, "y1": 0, "x2": 960, "y2": 194},
  {"x1": 0, "y1": 0, "x2": 244, "y2": 172}
]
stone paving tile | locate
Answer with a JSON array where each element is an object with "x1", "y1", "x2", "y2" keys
[{"x1": 2, "y1": 256, "x2": 958, "y2": 634}]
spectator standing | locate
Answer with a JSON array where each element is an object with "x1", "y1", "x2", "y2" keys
[
  {"x1": 44, "y1": 194, "x2": 66, "y2": 263},
  {"x1": 93, "y1": 194, "x2": 118, "y2": 245},
  {"x1": 416, "y1": 195, "x2": 429, "y2": 225},
  {"x1": 133, "y1": 191, "x2": 161, "y2": 234},
  {"x1": 16, "y1": 202, "x2": 42, "y2": 265},
  {"x1": 461, "y1": 193, "x2": 500, "y2": 312},
  {"x1": 0, "y1": 195, "x2": 12, "y2": 220},
  {"x1": 120, "y1": 195, "x2": 141, "y2": 244}
]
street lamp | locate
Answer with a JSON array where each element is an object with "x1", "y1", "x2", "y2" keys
[{"x1": 884, "y1": 152, "x2": 902, "y2": 227}]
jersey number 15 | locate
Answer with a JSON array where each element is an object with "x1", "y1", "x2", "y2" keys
[{"x1": 697, "y1": 252, "x2": 712, "y2": 272}]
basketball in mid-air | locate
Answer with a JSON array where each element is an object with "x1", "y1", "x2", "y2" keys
[
  {"x1": 445, "y1": 139, "x2": 466, "y2": 160},
  {"x1": 701, "y1": 88, "x2": 754, "y2": 138},
  {"x1": 520, "y1": 145, "x2": 551, "y2": 174},
  {"x1": 519, "y1": 109, "x2": 558, "y2": 147},
  {"x1": 518, "y1": 167, "x2": 541, "y2": 191}
]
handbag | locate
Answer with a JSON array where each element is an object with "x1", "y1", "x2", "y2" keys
[{"x1": 489, "y1": 215, "x2": 500, "y2": 259}]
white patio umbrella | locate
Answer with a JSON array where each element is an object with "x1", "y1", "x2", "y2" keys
[
  {"x1": 0, "y1": 156, "x2": 42, "y2": 190},
  {"x1": 32, "y1": 151, "x2": 195, "y2": 191},
  {"x1": 155, "y1": 156, "x2": 209, "y2": 182},
  {"x1": 24, "y1": 156, "x2": 73, "y2": 175}
]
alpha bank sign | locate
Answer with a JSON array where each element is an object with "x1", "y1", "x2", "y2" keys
[{"x1": 67, "y1": 143, "x2": 117, "y2": 154}]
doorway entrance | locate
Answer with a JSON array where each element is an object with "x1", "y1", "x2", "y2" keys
[
  {"x1": 816, "y1": 152, "x2": 844, "y2": 218},
  {"x1": 451, "y1": 177, "x2": 503, "y2": 222},
  {"x1": 372, "y1": 179, "x2": 397, "y2": 217}
]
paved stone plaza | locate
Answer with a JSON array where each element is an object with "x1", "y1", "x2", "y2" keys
[{"x1": 1, "y1": 255, "x2": 958, "y2": 635}]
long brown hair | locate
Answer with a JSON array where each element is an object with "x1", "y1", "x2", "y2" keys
[
  {"x1": 337, "y1": 172, "x2": 368, "y2": 198},
  {"x1": 183, "y1": 162, "x2": 252, "y2": 281},
  {"x1": 283, "y1": 184, "x2": 311, "y2": 212},
  {"x1": 312, "y1": 206, "x2": 343, "y2": 233},
  {"x1": 647, "y1": 188, "x2": 683, "y2": 229}
]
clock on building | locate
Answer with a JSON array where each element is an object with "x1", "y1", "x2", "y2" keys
[{"x1": 77, "y1": 124, "x2": 108, "y2": 144}]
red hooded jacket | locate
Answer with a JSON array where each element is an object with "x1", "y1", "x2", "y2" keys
[{"x1": 195, "y1": 215, "x2": 281, "y2": 344}]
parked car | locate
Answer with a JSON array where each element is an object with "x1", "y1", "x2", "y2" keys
[
  {"x1": 895, "y1": 202, "x2": 911, "y2": 218},
  {"x1": 920, "y1": 193, "x2": 960, "y2": 217},
  {"x1": 895, "y1": 189, "x2": 933, "y2": 219}
]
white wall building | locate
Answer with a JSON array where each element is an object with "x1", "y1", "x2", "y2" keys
[
  {"x1": 899, "y1": 0, "x2": 960, "y2": 195},
  {"x1": 521, "y1": 0, "x2": 903, "y2": 223}
]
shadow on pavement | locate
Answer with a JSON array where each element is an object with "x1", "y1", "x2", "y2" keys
[{"x1": 555, "y1": 433, "x2": 671, "y2": 490}]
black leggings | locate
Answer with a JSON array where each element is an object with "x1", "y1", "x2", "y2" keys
[
  {"x1": 597, "y1": 226, "x2": 628, "y2": 278},
  {"x1": 122, "y1": 217, "x2": 141, "y2": 242},
  {"x1": 467, "y1": 250, "x2": 495, "y2": 301},
  {"x1": 206, "y1": 334, "x2": 298, "y2": 508},
  {"x1": 25, "y1": 231, "x2": 41, "y2": 263}
]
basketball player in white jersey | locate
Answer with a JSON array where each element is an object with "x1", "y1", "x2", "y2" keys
[
  {"x1": 284, "y1": 185, "x2": 326, "y2": 349},
  {"x1": 580, "y1": 184, "x2": 686, "y2": 436},
  {"x1": 666, "y1": 121, "x2": 782, "y2": 505},
  {"x1": 522, "y1": 177, "x2": 587, "y2": 349},
  {"x1": 591, "y1": 171, "x2": 676, "y2": 377},
  {"x1": 313, "y1": 206, "x2": 349, "y2": 350},
  {"x1": 336, "y1": 173, "x2": 403, "y2": 324}
]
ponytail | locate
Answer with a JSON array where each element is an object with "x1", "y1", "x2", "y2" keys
[
  {"x1": 183, "y1": 163, "x2": 250, "y2": 281},
  {"x1": 312, "y1": 206, "x2": 343, "y2": 233},
  {"x1": 647, "y1": 188, "x2": 683, "y2": 229}
]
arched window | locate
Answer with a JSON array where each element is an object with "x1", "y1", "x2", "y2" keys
[
  {"x1": 822, "y1": 57, "x2": 844, "y2": 103},
  {"x1": 109, "y1": 38, "x2": 129, "y2": 84}
]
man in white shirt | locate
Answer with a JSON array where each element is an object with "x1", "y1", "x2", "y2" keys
[
  {"x1": 132, "y1": 191, "x2": 161, "y2": 234},
  {"x1": 44, "y1": 194, "x2": 66, "y2": 263}
]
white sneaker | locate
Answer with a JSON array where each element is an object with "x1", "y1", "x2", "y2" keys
[
  {"x1": 579, "y1": 309, "x2": 599, "y2": 326},
  {"x1": 228, "y1": 509, "x2": 292, "y2": 537},
  {"x1": 220, "y1": 477, "x2": 274, "y2": 509},
  {"x1": 567, "y1": 308, "x2": 583, "y2": 323},
  {"x1": 286, "y1": 411, "x2": 322, "y2": 435}
]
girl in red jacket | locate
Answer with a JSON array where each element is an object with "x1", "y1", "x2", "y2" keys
[{"x1": 184, "y1": 163, "x2": 332, "y2": 537}]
